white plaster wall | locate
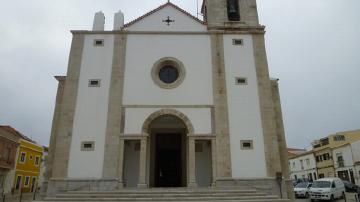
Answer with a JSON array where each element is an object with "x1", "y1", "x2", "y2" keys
[
  {"x1": 123, "y1": 34, "x2": 213, "y2": 106},
  {"x1": 333, "y1": 145, "x2": 354, "y2": 168},
  {"x1": 123, "y1": 141, "x2": 140, "y2": 187},
  {"x1": 68, "y1": 35, "x2": 114, "y2": 178},
  {"x1": 355, "y1": 165, "x2": 360, "y2": 185},
  {"x1": 124, "y1": 108, "x2": 212, "y2": 134},
  {"x1": 195, "y1": 141, "x2": 212, "y2": 186},
  {"x1": 351, "y1": 141, "x2": 360, "y2": 163},
  {"x1": 223, "y1": 35, "x2": 266, "y2": 178},
  {"x1": 289, "y1": 153, "x2": 317, "y2": 173},
  {"x1": 290, "y1": 169, "x2": 317, "y2": 180},
  {"x1": 125, "y1": 5, "x2": 206, "y2": 32}
]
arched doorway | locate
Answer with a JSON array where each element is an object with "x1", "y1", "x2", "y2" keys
[{"x1": 143, "y1": 110, "x2": 193, "y2": 188}]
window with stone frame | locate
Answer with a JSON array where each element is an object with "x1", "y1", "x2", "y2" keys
[
  {"x1": 20, "y1": 152, "x2": 26, "y2": 163},
  {"x1": 35, "y1": 156, "x2": 40, "y2": 166},
  {"x1": 24, "y1": 176, "x2": 30, "y2": 187}
]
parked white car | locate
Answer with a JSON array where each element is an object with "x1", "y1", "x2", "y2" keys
[
  {"x1": 294, "y1": 182, "x2": 312, "y2": 198},
  {"x1": 309, "y1": 178, "x2": 345, "y2": 201}
]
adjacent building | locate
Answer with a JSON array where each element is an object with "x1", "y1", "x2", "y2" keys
[
  {"x1": 14, "y1": 139, "x2": 44, "y2": 193},
  {"x1": 0, "y1": 126, "x2": 20, "y2": 194},
  {"x1": 289, "y1": 129, "x2": 360, "y2": 184},
  {"x1": 332, "y1": 140, "x2": 360, "y2": 185},
  {"x1": 289, "y1": 151, "x2": 317, "y2": 181},
  {"x1": 0, "y1": 125, "x2": 44, "y2": 193},
  {"x1": 312, "y1": 129, "x2": 360, "y2": 178}
]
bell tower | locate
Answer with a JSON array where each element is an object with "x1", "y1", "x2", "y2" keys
[{"x1": 202, "y1": 0, "x2": 260, "y2": 29}]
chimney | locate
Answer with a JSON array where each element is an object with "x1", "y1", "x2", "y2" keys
[
  {"x1": 114, "y1": 10, "x2": 124, "y2": 30},
  {"x1": 93, "y1": 11, "x2": 105, "y2": 31}
]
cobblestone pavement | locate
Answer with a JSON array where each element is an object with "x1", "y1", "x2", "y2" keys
[{"x1": 295, "y1": 192, "x2": 359, "y2": 202}]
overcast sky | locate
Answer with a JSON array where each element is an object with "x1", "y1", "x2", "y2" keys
[{"x1": 0, "y1": 0, "x2": 359, "y2": 149}]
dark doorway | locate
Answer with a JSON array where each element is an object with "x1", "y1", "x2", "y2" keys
[{"x1": 155, "y1": 133, "x2": 182, "y2": 187}]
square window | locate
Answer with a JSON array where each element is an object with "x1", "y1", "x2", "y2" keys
[
  {"x1": 235, "y1": 77, "x2": 248, "y2": 85},
  {"x1": 81, "y1": 141, "x2": 95, "y2": 151},
  {"x1": 88, "y1": 79, "x2": 101, "y2": 87},
  {"x1": 240, "y1": 140, "x2": 253, "y2": 150},
  {"x1": 232, "y1": 39, "x2": 244, "y2": 45},
  {"x1": 93, "y1": 39, "x2": 104, "y2": 46}
]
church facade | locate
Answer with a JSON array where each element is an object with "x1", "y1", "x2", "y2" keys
[{"x1": 44, "y1": 0, "x2": 292, "y2": 199}]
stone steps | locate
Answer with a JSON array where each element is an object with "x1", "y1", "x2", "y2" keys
[{"x1": 36, "y1": 188, "x2": 290, "y2": 202}]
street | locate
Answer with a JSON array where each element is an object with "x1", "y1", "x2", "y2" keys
[{"x1": 295, "y1": 193, "x2": 359, "y2": 202}]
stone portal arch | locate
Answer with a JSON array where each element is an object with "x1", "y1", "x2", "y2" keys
[{"x1": 142, "y1": 109, "x2": 195, "y2": 134}]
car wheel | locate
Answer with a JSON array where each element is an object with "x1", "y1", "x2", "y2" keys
[
  {"x1": 330, "y1": 194, "x2": 335, "y2": 202},
  {"x1": 341, "y1": 192, "x2": 346, "y2": 200},
  {"x1": 305, "y1": 192, "x2": 309, "y2": 198}
]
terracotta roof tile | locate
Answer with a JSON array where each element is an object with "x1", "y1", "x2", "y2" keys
[{"x1": 0, "y1": 125, "x2": 35, "y2": 143}]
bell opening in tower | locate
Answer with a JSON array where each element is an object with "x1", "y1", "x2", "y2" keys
[{"x1": 227, "y1": 0, "x2": 240, "y2": 21}]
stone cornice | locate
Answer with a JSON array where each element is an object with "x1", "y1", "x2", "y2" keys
[{"x1": 71, "y1": 27, "x2": 266, "y2": 35}]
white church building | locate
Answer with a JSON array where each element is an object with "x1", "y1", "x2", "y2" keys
[{"x1": 44, "y1": 0, "x2": 293, "y2": 201}]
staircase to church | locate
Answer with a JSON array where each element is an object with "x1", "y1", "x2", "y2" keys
[{"x1": 36, "y1": 188, "x2": 291, "y2": 202}]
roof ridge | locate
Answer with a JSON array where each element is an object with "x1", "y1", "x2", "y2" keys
[{"x1": 123, "y1": 2, "x2": 205, "y2": 28}]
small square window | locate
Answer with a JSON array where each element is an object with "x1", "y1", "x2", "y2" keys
[
  {"x1": 29, "y1": 155, "x2": 33, "y2": 160},
  {"x1": 81, "y1": 141, "x2": 95, "y2": 151},
  {"x1": 232, "y1": 39, "x2": 244, "y2": 46},
  {"x1": 94, "y1": 39, "x2": 104, "y2": 46},
  {"x1": 240, "y1": 140, "x2": 253, "y2": 150},
  {"x1": 235, "y1": 77, "x2": 248, "y2": 85},
  {"x1": 88, "y1": 79, "x2": 101, "y2": 87}
]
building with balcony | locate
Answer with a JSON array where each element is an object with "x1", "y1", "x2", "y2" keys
[
  {"x1": 0, "y1": 126, "x2": 20, "y2": 194},
  {"x1": 312, "y1": 129, "x2": 360, "y2": 178}
]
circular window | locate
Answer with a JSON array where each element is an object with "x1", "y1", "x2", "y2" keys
[
  {"x1": 159, "y1": 65, "x2": 179, "y2": 84},
  {"x1": 151, "y1": 57, "x2": 185, "y2": 89}
]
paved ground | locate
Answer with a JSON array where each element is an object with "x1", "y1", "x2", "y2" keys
[{"x1": 295, "y1": 192, "x2": 359, "y2": 202}]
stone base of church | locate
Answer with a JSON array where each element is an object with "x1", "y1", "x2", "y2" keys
[
  {"x1": 46, "y1": 178, "x2": 119, "y2": 196},
  {"x1": 215, "y1": 177, "x2": 290, "y2": 199},
  {"x1": 46, "y1": 177, "x2": 292, "y2": 200}
]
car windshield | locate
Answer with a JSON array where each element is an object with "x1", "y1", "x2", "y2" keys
[
  {"x1": 295, "y1": 182, "x2": 308, "y2": 188},
  {"x1": 312, "y1": 181, "x2": 331, "y2": 188}
]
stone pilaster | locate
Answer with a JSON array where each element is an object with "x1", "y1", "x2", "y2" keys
[
  {"x1": 187, "y1": 137, "x2": 197, "y2": 187},
  {"x1": 210, "y1": 34, "x2": 232, "y2": 178},
  {"x1": 252, "y1": 34, "x2": 282, "y2": 176},
  {"x1": 117, "y1": 138, "x2": 125, "y2": 188},
  {"x1": 102, "y1": 34, "x2": 127, "y2": 178},
  {"x1": 51, "y1": 34, "x2": 85, "y2": 179},
  {"x1": 137, "y1": 138, "x2": 148, "y2": 188},
  {"x1": 42, "y1": 76, "x2": 65, "y2": 193},
  {"x1": 211, "y1": 138, "x2": 217, "y2": 186},
  {"x1": 271, "y1": 80, "x2": 295, "y2": 200}
]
